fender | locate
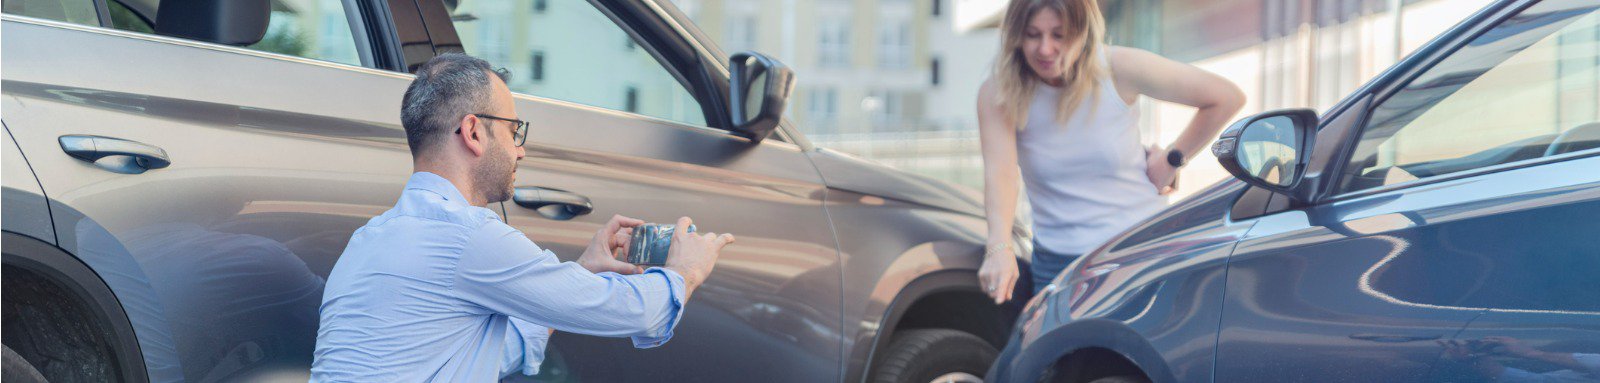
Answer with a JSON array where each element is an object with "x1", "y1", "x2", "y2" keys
[
  {"x1": 2, "y1": 231, "x2": 149, "y2": 383},
  {"x1": 998, "y1": 318, "x2": 1177, "y2": 383}
]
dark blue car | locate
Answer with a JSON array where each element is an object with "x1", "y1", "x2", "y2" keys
[{"x1": 988, "y1": 0, "x2": 1600, "y2": 382}]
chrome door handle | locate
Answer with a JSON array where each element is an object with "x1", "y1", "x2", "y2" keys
[
  {"x1": 59, "y1": 135, "x2": 170, "y2": 174},
  {"x1": 512, "y1": 186, "x2": 593, "y2": 220}
]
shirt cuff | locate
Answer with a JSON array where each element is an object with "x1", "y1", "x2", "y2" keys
[
  {"x1": 630, "y1": 267, "x2": 687, "y2": 349},
  {"x1": 501, "y1": 319, "x2": 551, "y2": 377}
]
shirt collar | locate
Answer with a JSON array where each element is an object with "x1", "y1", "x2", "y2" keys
[{"x1": 405, "y1": 172, "x2": 474, "y2": 206}]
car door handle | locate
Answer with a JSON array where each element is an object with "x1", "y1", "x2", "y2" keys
[
  {"x1": 512, "y1": 186, "x2": 593, "y2": 220},
  {"x1": 1348, "y1": 333, "x2": 1443, "y2": 343},
  {"x1": 59, "y1": 135, "x2": 171, "y2": 174}
]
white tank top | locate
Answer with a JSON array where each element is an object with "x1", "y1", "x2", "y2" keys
[{"x1": 1016, "y1": 57, "x2": 1166, "y2": 254}]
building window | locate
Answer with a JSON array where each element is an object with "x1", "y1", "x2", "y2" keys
[
  {"x1": 532, "y1": 0, "x2": 546, "y2": 13},
  {"x1": 868, "y1": 90, "x2": 902, "y2": 125},
  {"x1": 530, "y1": 51, "x2": 544, "y2": 81},
  {"x1": 877, "y1": 20, "x2": 911, "y2": 69},
  {"x1": 931, "y1": 0, "x2": 941, "y2": 17},
  {"x1": 624, "y1": 86, "x2": 639, "y2": 113},
  {"x1": 808, "y1": 87, "x2": 838, "y2": 128},
  {"x1": 930, "y1": 57, "x2": 941, "y2": 86},
  {"x1": 818, "y1": 18, "x2": 851, "y2": 68}
]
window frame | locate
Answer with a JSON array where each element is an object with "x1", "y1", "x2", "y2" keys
[{"x1": 1323, "y1": 0, "x2": 1600, "y2": 203}]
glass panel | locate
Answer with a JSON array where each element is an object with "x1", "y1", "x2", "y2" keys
[
  {"x1": 2, "y1": 0, "x2": 99, "y2": 26},
  {"x1": 1237, "y1": 116, "x2": 1300, "y2": 186},
  {"x1": 245, "y1": 0, "x2": 363, "y2": 66},
  {"x1": 100, "y1": 0, "x2": 365, "y2": 67},
  {"x1": 1339, "y1": 1, "x2": 1600, "y2": 194},
  {"x1": 447, "y1": 0, "x2": 707, "y2": 127}
]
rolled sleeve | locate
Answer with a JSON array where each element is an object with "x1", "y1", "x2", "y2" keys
[{"x1": 629, "y1": 267, "x2": 686, "y2": 348}]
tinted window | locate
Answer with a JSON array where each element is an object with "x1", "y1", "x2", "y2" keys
[
  {"x1": 2, "y1": 0, "x2": 98, "y2": 26},
  {"x1": 102, "y1": 0, "x2": 366, "y2": 67},
  {"x1": 447, "y1": 0, "x2": 707, "y2": 127},
  {"x1": 1339, "y1": 1, "x2": 1600, "y2": 194}
]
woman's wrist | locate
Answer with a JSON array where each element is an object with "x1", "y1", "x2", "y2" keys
[{"x1": 984, "y1": 242, "x2": 1011, "y2": 259}]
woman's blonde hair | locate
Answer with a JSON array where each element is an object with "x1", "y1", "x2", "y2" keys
[{"x1": 992, "y1": 0, "x2": 1108, "y2": 129}]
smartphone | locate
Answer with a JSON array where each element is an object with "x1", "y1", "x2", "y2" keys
[{"x1": 626, "y1": 223, "x2": 695, "y2": 266}]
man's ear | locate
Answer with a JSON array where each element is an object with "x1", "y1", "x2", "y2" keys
[{"x1": 458, "y1": 114, "x2": 488, "y2": 158}]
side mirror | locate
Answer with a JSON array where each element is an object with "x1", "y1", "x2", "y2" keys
[
  {"x1": 1213, "y1": 109, "x2": 1317, "y2": 197},
  {"x1": 729, "y1": 51, "x2": 796, "y2": 143}
]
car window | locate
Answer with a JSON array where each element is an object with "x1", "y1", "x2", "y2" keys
[
  {"x1": 447, "y1": 0, "x2": 708, "y2": 127},
  {"x1": 2, "y1": 0, "x2": 99, "y2": 26},
  {"x1": 101, "y1": 0, "x2": 366, "y2": 67},
  {"x1": 1338, "y1": 0, "x2": 1600, "y2": 195}
]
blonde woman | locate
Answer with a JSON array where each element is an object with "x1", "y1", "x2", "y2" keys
[{"x1": 976, "y1": 0, "x2": 1245, "y2": 303}]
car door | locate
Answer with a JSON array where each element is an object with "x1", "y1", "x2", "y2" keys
[
  {"x1": 1, "y1": 0, "x2": 430, "y2": 380},
  {"x1": 1214, "y1": 0, "x2": 1600, "y2": 381},
  {"x1": 431, "y1": 1, "x2": 844, "y2": 381}
]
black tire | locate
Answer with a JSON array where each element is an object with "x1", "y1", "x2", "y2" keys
[
  {"x1": 872, "y1": 329, "x2": 997, "y2": 383},
  {"x1": 1088, "y1": 376, "x2": 1150, "y2": 383},
  {"x1": 3, "y1": 344, "x2": 49, "y2": 383},
  {"x1": 2, "y1": 266, "x2": 120, "y2": 382}
]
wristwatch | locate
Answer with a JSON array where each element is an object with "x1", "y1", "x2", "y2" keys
[{"x1": 1166, "y1": 149, "x2": 1186, "y2": 168}]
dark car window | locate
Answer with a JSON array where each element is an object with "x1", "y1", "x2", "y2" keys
[
  {"x1": 1337, "y1": 0, "x2": 1600, "y2": 195},
  {"x1": 2, "y1": 0, "x2": 99, "y2": 26},
  {"x1": 100, "y1": 0, "x2": 367, "y2": 67},
  {"x1": 107, "y1": 0, "x2": 153, "y2": 33},
  {"x1": 446, "y1": 0, "x2": 708, "y2": 127}
]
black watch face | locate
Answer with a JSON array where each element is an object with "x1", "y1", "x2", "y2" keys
[{"x1": 1167, "y1": 150, "x2": 1184, "y2": 167}]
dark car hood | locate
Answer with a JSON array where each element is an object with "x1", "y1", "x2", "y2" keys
[{"x1": 805, "y1": 148, "x2": 984, "y2": 217}]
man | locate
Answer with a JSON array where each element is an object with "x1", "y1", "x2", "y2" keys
[{"x1": 310, "y1": 53, "x2": 733, "y2": 381}]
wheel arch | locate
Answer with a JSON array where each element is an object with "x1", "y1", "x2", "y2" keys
[
  {"x1": 1001, "y1": 318, "x2": 1176, "y2": 383},
  {"x1": 852, "y1": 269, "x2": 1021, "y2": 382},
  {"x1": 2, "y1": 230, "x2": 149, "y2": 382}
]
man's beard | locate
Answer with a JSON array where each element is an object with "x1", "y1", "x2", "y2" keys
[{"x1": 473, "y1": 137, "x2": 516, "y2": 204}]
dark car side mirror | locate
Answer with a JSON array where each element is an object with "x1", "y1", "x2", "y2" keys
[
  {"x1": 728, "y1": 51, "x2": 795, "y2": 143},
  {"x1": 1213, "y1": 109, "x2": 1318, "y2": 198}
]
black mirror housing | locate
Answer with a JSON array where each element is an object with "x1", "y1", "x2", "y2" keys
[
  {"x1": 729, "y1": 51, "x2": 795, "y2": 143},
  {"x1": 1213, "y1": 108, "x2": 1318, "y2": 199}
]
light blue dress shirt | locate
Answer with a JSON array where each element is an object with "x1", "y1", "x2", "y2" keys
[{"x1": 311, "y1": 172, "x2": 686, "y2": 382}]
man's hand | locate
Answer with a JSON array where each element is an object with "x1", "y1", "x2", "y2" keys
[
  {"x1": 577, "y1": 214, "x2": 646, "y2": 275},
  {"x1": 663, "y1": 217, "x2": 734, "y2": 299}
]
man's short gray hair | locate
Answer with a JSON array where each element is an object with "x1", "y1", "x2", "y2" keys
[{"x1": 400, "y1": 53, "x2": 512, "y2": 156}]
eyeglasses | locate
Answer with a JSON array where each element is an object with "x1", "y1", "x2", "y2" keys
[{"x1": 456, "y1": 113, "x2": 529, "y2": 147}]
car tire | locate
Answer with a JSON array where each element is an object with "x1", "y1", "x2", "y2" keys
[
  {"x1": 871, "y1": 329, "x2": 996, "y2": 383},
  {"x1": 3, "y1": 344, "x2": 48, "y2": 383},
  {"x1": 1087, "y1": 375, "x2": 1150, "y2": 383},
  {"x1": 2, "y1": 266, "x2": 120, "y2": 382}
]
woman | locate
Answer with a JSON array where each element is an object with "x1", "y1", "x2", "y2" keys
[{"x1": 976, "y1": 0, "x2": 1245, "y2": 303}]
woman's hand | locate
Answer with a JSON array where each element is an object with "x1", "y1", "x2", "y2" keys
[
  {"x1": 978, "y1": 245, "x2": 1020, "y2": 304},
  {"x1": 1144, "y1": 146, "x2": 1178, "y2": 195}
]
